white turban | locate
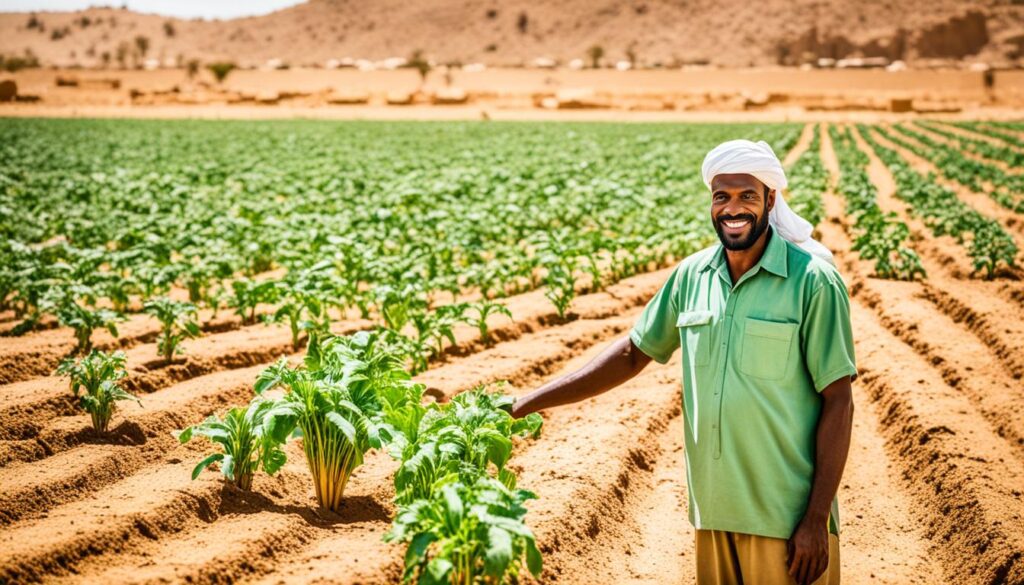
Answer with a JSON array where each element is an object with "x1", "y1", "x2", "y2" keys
[{"x1": 701, "y1": 139, "x2": 834, "y2": 265}]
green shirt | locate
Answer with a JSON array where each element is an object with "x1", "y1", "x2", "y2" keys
[{"x1": 630, "y1": 228, "x2": 857, "y2": 539}]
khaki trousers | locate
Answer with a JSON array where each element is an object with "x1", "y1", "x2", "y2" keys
[{"x1": 695, "y1": 529, "x2": 840, "y2": 585}]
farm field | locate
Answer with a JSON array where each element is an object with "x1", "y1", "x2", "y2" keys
[{"x1": 1, "y1": 118, "x2": 1024, "y2": 584}]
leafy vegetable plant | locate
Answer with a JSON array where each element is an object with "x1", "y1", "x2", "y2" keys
[
  {"x1": 384, "y1": 476, "x2": 543, "y2": 585},
  {"x1": 462, "y1": 300, "x2": 512, "y2": 344},
  {"x1": 253, "y1": 332, "x2": 409, "y2": 511},
  {"x1": 175, "y1": 398, "x2": 287, "y2": 490},
  {"x1": 55, "y1": 296, "x2": 125, "y2": 354},
  {"x1": 55, "y1": 350, "x2": 139, "y2": 433},
  {"x1": 143, "y1": 297, "x2": 201, "y2": 361}
]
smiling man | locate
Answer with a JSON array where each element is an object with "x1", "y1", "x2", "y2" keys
[{"x1": 511, "y1": 139, "x2": 857, "y2": 585}]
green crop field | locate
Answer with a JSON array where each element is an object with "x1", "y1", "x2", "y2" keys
[
  {"x1": 0, "y1": 119, "x2": 800, "y2": 354},
  {"x1": 2, "y1": 118, "x2": 1023, "y2": 585}
]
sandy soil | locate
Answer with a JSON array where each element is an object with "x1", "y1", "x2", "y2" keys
[
  {"x1": 2, "y1": 131, "x2": 1024, "y2": 584},
  {"x1": 3, "y1": 67, "x2": 1024, "y2": 121}
]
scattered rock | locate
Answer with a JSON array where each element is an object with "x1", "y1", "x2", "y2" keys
[
  {"x1": 326, "y1": 90, "x2": 370, "y2": 105},
  {"x1": 386, "y1": 91, "x2": 414, "y2": 105},
  {"x1": 890, "y1": 97, "x2": 913, "y2": 113},
  {"x1": 431, "y1": 87, "x2": 468, "y2": 105},
  {"x1": 0, "y1": 79, "x2": 16, "y2": 102}
]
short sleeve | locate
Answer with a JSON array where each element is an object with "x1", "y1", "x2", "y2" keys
[
  {"x1": 801, "y1": 273, "x2": 858, "y2": 392},
  {"x1": 629, "y1": 266, "x2": 683, "y2": 364}
]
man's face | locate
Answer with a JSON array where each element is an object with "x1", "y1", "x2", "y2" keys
[{"x1": 710, "y1": 173, "x2": 775, "y2": 251}]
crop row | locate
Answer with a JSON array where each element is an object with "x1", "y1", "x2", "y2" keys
[
  {"x1": 55, "y1": 324, "x2": 545, "y2": 584},
  {"x1": 784, "y1": 124, "x2": 827, "y2": 228},
  {"x1": 0, "y1": 120, "x2": 800, "y2": 365},
  {"x1": 946, "y1": 121, "x2": 1024, "y2": 151},
  {"x1": 915, "y1": 120, "x2": 1024, "y2": 168},
  {"x1": 859, "y1": 125, "x2": 1018, "y2": 279},
  {"x1": 829, "y1": 126, "x2": 924, "y2": 280},
  {"x1": 884, "y1": 123, "x2": 1024, "y2": 213}
]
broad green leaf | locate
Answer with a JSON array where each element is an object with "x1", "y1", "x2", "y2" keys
[
  {"x1": 191, "y1": 452, "x2": 223, "y2": 480},
  {"x1": 484, "y1": 526, "x2": 513, "y2": 578}
]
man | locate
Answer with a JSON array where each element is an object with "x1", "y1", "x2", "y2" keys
[{"x1": 511, "y1": 140, "x2": 857, "y2": 585}]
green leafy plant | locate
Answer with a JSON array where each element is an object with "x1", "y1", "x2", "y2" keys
[
  {"x1": 144, "y1": 297, "x2": 201, "y2": 361},
  {"x1": 412, "y1": 303, "x2": 468, "y2": 359},
  {"x1": 543, "y1": 264, "x2": 576, "y2": 321},
  {"x1": 174, "y1": 398, "x2": 287, "y2": 490},
  {"x1": 254, "y1": 331, "x2": 410, "y2": 511},
  {"x1": 391, "y1": 388, "x2": 542, "y2": 505},
  {"x1": 55, "y1": 350, "x2": 139, "y2": 433},
  {"x1": 267, "y1": 264, "x2": 337, "y2": 349},
  {"x1": 384, "y1": 476, "x2": 543, "y2": 585},
  {"x1": 228, "y1": 278, "x2": 279, "y2": 325},
  {"x1": 55, "y1": 297, "x2": 125, "y2": 354},
  {"x1": 462, "y1": 299, "x2": 512, "y2": 344},
  {"x1": 207, "y1": 61, "x2": 236, "y2": 83}
]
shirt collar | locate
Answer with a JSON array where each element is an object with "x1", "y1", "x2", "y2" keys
[{"x1": 700, "y1": 227, "x2": 789, "y2": 279}]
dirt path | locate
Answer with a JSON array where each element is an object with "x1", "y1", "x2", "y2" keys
[{"x1": 783, "y1": 122, "x2": 815, "y2": 166}]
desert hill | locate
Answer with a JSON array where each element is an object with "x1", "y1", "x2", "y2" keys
[{"x1": 1, "y1": 0, "x2": 1023, "y2": 69}]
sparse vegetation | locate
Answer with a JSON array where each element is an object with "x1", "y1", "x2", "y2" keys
[
  {"x1": 407, "y1": 49, "x2": 431, "y2": 84},
  {"x1": 587, "y1": 45, "x2": 605, "y2": 68},
  {"x1": 207, "y1": 61, "x2": 236, "y2": 83},
  {"x1": 134, "y1": 35, "x2": 150, "y2": 66},
  {"x1": 0, "y1": 51, "x2": 40, "y2": 72}
]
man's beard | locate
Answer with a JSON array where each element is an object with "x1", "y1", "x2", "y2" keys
[{"x1": 713, "y1": 208, "x2": 770, "y2": 251}]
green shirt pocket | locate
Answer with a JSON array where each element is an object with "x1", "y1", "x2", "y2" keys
[
  {"x1": 740, "y1": 317, "x2": 797, "y2": 381},
  {"x1": 676, "y1": 310, "x2": 713, "y2": 367}
]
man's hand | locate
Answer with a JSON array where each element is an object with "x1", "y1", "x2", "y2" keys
[{"x1": 787, "y1": 515, "x2": 829, "y2": 585}]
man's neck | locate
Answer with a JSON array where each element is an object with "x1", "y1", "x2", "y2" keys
[{"x1": 724, "y1": 228, "x2": 772, "y2": 286}]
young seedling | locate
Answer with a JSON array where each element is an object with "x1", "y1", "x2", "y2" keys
[
  {"x1": 174, "y1": 398, "x2": 287, "y2": 490},
  {"x1": 55, "y1": 297, "x2": 125, "y2": 354},
  {"x1": 543, "y1": 264, "x2": 577, "y2": 321},
  {"x1": 267, "y1": 273, "x2": 334, "y2": 350},
  {"x1": 56, "y1": 350, "x2": 139, "y2": 433},
  {"x1": 143, "y1": 297, "x2": 201, "y2": 361},
  {"x1": 228, "y1": 278, "x2": 279, "y2": 325},
  {"x1": 412, "y1": 303, "x2": 467, "y2": 358},
  {"x1": 462, "y1": 299, "x2": 512, "y2": 344}
]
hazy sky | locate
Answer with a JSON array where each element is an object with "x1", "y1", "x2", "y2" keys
[{"x1": 2, "y1": 0, "x2": 306, "y2": 19}]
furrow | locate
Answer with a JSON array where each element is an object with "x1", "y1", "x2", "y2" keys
[
  {"x1": 820, "y1": 125, "x2": 1024, "y2": 583},
  {"x1": 0, "y1": 308, "x2": 252, "y2": 386},
  {"x1": 847, "y1": 126, "x2": 1024, "y2": 380}
]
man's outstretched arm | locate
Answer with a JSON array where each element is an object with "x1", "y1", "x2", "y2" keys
[{"x1": 510, "y1": 335, "x2": 653, "y2": 418}]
